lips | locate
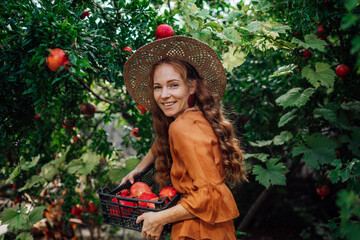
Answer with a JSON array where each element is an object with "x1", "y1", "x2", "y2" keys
[{"x1": 162, "y1": 101, "x2": 176, "y2": 107}]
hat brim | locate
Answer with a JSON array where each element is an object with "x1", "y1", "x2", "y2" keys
[{"x1": 123, "y1": 36, "x2": 226, "y2": 111}]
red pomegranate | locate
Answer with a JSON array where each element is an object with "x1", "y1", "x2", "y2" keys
[
  {"x1": 155, "y1": 24, "x2": 174, "y2": 39},
  {"x1": 129, "y1": 182, "x2": 152, "y2": 198},
  {"x1": 137, "y1": 191, "x2": 158, "y2": 208},
  {"x1": 159, "y1": 186, "x2": 178, "y2": 201}
]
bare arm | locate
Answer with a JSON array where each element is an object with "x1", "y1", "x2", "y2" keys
[
  {"x1": 136, "y1": 203, "x2": 195, "y2": 240},
  {"x1": 120, "y1": 149, "x2": 155, "y2": 184}
]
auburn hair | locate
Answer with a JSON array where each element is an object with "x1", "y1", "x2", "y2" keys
[{"x1": 148, "y1": 58, "x2": 247, "y2": 187}]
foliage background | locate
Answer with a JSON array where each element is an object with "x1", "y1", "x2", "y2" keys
[{"x1": 0, "y1": 0, "x2": 359, "y2": 239}]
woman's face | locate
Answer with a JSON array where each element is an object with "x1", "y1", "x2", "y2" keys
[{"x1": 153, "y1": 63, "x2": 194, "y2": 119}]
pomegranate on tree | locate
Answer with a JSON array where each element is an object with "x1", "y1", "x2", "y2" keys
[
  {"x1": 294, "y1": 31, "x2": 301, "y2": 37},
  {"x1": 13, "y1": 197, "x2": 21, "y2": 205},
  {"x1": 301, "y1": 49, "x2": 312, "y2": 61},
  {"x1": 316, "y1": 185, "x2": 330, "y2": 199},
  {"x1": 335, "y1": 64, "x2": 350, "y2": 80},
  {"x1": 86, "y1": 201, "x2": 97, "y2": 214},
  {"x1": 131, "y1": 127, "x2": 139, "y2": 137},
  {"x1": 46, "y1": 48, "x2": 70, "y2": 72},
  {"x1": 316, "y1": 24, "x2": 327, "y2": 40},
  {"x1": 155, "y1": 24, "x2": 174, "y2": 39},
  {"x1": 122, "y1": 46, "x2": 133, "y2": 56},
  {"x1": 80, "y1": 11, "x2": 91, "y2": 19},
  {"x1": 62, "y1": 119, "x2": 75, "y2": 131},
  {"x1": 80, "y1": 102, "x2": 96, "y2": 118},
  {"x1": 71, "y1": 204, "x2": 83, "y2": 219},
  {"x1": 137, "y1": 104, "x2": 147, "y2": 115}
]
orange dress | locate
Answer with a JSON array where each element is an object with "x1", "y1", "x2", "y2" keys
[{"x1": 168, "y1": 111, "x2": 239, "y2": 240}]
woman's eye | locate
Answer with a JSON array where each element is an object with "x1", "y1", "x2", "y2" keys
[
  {"x1": 154, "y1": 86, "x2": 161, "y2": 90},
  {"x1": 171, "y1": 83, "x2": 179, "y2": 87}
]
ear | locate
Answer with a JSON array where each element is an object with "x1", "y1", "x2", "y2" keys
[{"x1": 189, "y1": 81, "x2": 197, "y2": 94}]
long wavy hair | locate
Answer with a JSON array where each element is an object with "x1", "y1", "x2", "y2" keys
[{"x1": 148, "y1": 57, "x2": 247, "y2": 187}]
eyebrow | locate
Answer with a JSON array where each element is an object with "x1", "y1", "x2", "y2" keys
[{"x1": 153, "y1": 79, "x2": 180, "y2": 85}]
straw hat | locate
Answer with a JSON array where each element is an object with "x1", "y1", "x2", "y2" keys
[{"x1": 123, "y1": 36, "x2": 227, "y2": 111}]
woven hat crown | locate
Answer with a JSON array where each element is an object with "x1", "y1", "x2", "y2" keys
[{"x1": 123, "y1": 36, "x2": 227, "y2": 111}]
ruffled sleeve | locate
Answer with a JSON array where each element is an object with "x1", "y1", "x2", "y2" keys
[{"x1": 169, "y1": 113, "x2": 239, "y2": 224}]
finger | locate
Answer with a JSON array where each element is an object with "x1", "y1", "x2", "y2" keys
[
  {"x1": 129, "y1": 176, "x2": 134, "y2": 184},
  {"x1": 120, "y1": 175, "x2": 129, "y2": 185},
  {"x1": 136, "y1": 214, "x2": 144, "y2": 224}
]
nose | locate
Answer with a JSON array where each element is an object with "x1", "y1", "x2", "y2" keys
[{"x1": 161, "y1": 87, "x2": 170, "y2": 98}]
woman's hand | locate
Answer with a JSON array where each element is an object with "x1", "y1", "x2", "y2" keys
[
  {"x1": 120, "y1": 149, "x2": 155, "y2": 185},
  {"x1": 136, "y1": 211, "x2": 165, "y2": 240},
  {"x1": 120, "y1": 168, "x2": 140, "y2": 185}
]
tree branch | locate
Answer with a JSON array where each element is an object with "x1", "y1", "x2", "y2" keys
[{"x1": 77, "y1": 78, "x2": 113, "y2": 104}]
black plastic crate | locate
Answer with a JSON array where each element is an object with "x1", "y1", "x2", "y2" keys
[{"x1": 97, "y1": 164, "x2": 180, "y2": 235}]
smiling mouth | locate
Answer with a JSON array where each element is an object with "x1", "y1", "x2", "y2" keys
[{"x1": 162, "y1": 102, "x2": 176, "y2": 107}]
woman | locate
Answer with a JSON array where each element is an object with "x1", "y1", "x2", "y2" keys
[{"x1": 122, "y1": 36, "x2": 247, "y2": 240}]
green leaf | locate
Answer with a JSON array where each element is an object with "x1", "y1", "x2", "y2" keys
[
  {"x1": 66, "y1": 151, "x2": 101, "y2": 175},
  {"x1": 291, "y1": 34, "x2": 327, "y2": 52},
  {"x1": 18, "y1": 175, "x2": 46, "y2": 191},
  {"x1": 16, "y1": 232, "x2": 34, "y2": 240},
  {"x1": 40, "y1": 164, "x2": 58, "y2": 181},
  {"x1": 0, "y1": 203, "x2": 31, "y2": 230},
  {"x1": 109, "y1": 157, "x2": 140, "y2": 183},
  {"x1": 313, "y1": 107, "x2": 337, "y2": 122},
  {"x1": 350, "y1": 36, "x2": 360, "y2": 55},
  {"x1": 222, "y1": 45, "x2": 247, "y2": 72},
  {"x1": 336, "y1": 189, "x2": 359, "y2": 220},
  {"x1": 344, "y1": 0, "x2": 359, "y2": 11},
  {"x1": 224, "y1": 27, "x2": 242, "y2": 44},
  {"x1": 243, "y1": 21, "x2": 262, "y2": 32},
  {"x1": 252, "y1": 158, "x2": 288, "y2": 188},
  {"x1": 292, "y1": 133, "x2": 338, "y2": 168},
  {"x1": 21, "y1": 155, "x2": 40, "y2": 171},
  {"x1": 249, "y1": 140, "x2": 273, "y2": 147},
  {"x1": 278, "y1": 109, "x2": 298, "y2": 127},
  {"x1": 67, "y1": 159, "x2": 83, "y2": 174},
  {"x1": 254, "y1": 1, "x2": 273, "y2": 11},
  {"x1": 341, "y1": 101, "x2": 360, "y2": 112},
  {"x1": 270, "y1": 64, "x2": 296, "y2": 78},
  {"x1": 275, "y1": 87, "x2": 315, "y2": 108},
  {"x1": 341, "y1": 13, "x2": 358, "y2": 30},
  {"x1": 28, "y1": 206, "x2": 47, "y2": 226},
  {"x1": 302, "y1": 63, "x2": 336, "y2": 88},
  {"x1": 339, "y1": 169, "x2": 351, "y2": 182},
  {"x1": 204, "y1": 21, "x2": 223, "y2": 31},
  {"x1": 348, "y1": 127, "x2": 360, "y2": 157},
  {"x1": 5, "y1": 166, "x2": 20, "y2": 184},
  {"x1": 244, "y1": 153, "x2": 270, "y2": 162},
  {"x1": 329, "y1": 169, "x2": 340, "y2": 183},
  {"x1": 273, "y1": 131, "x2": 293, "y2": 145}
]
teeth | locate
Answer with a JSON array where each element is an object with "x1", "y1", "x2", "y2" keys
[{"x1": 163, "y1": 102, "x2": 175, "y2": 106}]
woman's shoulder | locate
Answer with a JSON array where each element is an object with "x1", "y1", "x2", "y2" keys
[{"x1": 169, "y1": 111, "x2": 211, "y2": 135}]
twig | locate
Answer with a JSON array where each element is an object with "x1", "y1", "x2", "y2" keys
[
  {"x1": 237, "y1": 185, "x2": 274, "y2": 231},
  {"x1": 77, "y1": 78, "x2": 113, "y2": 104},
  {"x1": 168, "y1": 0, "x2": 172, "y2": 16}
]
